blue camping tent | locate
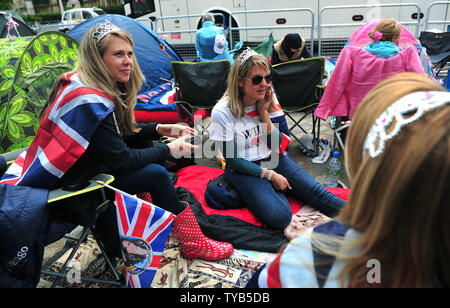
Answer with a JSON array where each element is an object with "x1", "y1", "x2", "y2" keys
[{"x1": 67, "y1": 14, "x2": 181, "y2": 94}]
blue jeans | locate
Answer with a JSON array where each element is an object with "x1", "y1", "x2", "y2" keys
[
  {"x1": 224, "y1": 154, "x2": 345, "y2": 229},
  {"x1": 109, "y1": 163, "x2": 185, "y2": 215}
]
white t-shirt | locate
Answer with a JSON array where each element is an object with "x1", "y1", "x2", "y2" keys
[{"x1": 209, "y1": 98, "x2": 272, "y2": 162}]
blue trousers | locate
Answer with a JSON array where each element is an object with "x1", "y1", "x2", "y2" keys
[
  {"x1": 111, "y1": 163, "x2": 185, "y2": 215},
  {"x1": 224, "y1": 154, "x2": 345, "y2": 229}
]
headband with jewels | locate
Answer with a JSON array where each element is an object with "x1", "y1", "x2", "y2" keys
[
  {"x1": 92, "y1": 20, "x2": 121, "y2": 42},
  {"x1": 363, "y1": 91, "x2": 449, "y2": 159},
  {"x1": 239, "y1": 48, "x2": 258, "y2": 65}
]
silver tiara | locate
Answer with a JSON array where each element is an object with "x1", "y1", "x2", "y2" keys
[
  {"x1": 92, "y1": 20, "x2": 120, "y2": 42},
  {"x1": 363, "y1": 91, "x2": 449, "y2": 158},
  {"x1": 239, "y1": 47, "x2": 258, "y2": 64}
]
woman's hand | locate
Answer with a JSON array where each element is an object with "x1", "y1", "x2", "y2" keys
[
  {"x1": 257, "y1": 85, "x2": 274, "y2": 115},
  {"x1": 167, "y1": 134, "x2": 198, "y2": 158},
  {"x1": 257, "y1": 85, "x2": 274, "y2": 134},
  {"x1": 157, "y1": 123, "x2": 195, "y2": 138},
  {"x1": 270, "y1": 171, "x2": 292, "y2": 192}
]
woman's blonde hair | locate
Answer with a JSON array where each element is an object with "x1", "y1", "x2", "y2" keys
[
  {"x1": 368, "y1": 18, "x2": 402, "y2": 42},
  {"x1": 42, "y1": 26, "x2": 145, "y2": 136},
  {"x1": 222, "y1": 51, "x2": 275, "y2": 118},
  {"x1": 322, "y1": 72, "x2": 449, "y2": 287}
]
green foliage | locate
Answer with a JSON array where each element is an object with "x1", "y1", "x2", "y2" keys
[
  {"x1": 23, "y1": 12, "x2": 61, "y2": 23},
  {"x1": 0, "y1": 0, "x2": 13, "y2": 10}
]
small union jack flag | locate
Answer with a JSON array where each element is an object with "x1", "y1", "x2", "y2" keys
[{"x1": 115, "y1": 192, "x2": 174, "y2": 288}]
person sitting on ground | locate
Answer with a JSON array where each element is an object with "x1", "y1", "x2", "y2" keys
[
  {"x1": 209, "y1": 48, "x2": 345, "y2": 230},
  {"x1": 271, "y1": 33, "x2": 311, "y2": 65},
  {"x1": 315, "y1": 18, "x2": 425, "y2": 121},
  {"x1": 247, "y1": 72, "x2": 449, "y2": 288},
  {"x1": 3, "y1": 21, "x2": 234, "y2": 262},
  {"x1": 195, "y1": 12, "x2": 234, "y2": 65}
]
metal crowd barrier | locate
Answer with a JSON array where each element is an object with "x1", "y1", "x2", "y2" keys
[
  {"x1": 153, "y1": 13, "x2": 226, "y2": 61},
  {"x1": 424, "y1": 1, "x2": 450, "y2": 31},
  {"x1": 318, "y1": 2, "x2": 422, "y2": 58},
  {"x1": 228, "y1": 8, "x2": 315, "y2": 56}
]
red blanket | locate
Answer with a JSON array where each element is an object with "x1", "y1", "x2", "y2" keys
[{"x1": 175, "y1": 165, "x2": 350, "y2": 227}]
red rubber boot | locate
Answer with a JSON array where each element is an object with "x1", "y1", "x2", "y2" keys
[{"x1": 172, "y1": 201, "x2": 234, "y2": 261}]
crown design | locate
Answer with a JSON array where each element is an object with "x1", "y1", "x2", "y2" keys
[
  {"x1": 363, "y1": 91, "x2": 449, "y2": 158},
  {"x1": 93, "y1": 20, "x2": 120, "y2": 42},
  {"x1": 239, "y1": 47, "x2": 258, "y2": 65}
]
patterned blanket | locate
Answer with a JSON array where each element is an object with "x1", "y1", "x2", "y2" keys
[{"x1": 39, "y1": 233, "x2": 267, "y2": 288}]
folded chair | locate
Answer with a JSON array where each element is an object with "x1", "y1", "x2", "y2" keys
[
  {"x1": 272, "y1": 57, "x2": 326, "y2": 156},
  {"x1": 419, "y1": 31, "x2": 450, "y2": 89},
  {"x1": 0, "y1": 150, "x2": 123, "y2": 287},
  {"x1": 40, "y1": 173, "x2": 123, "y2": 288},
  {"x1": 171, "y1": 60, "x2": 231, "y2": 135}
]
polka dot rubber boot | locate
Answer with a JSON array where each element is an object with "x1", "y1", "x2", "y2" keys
[
  {"x1": 137, "y1": 192, "x2": 152, "y2": 204},
  {"x1": 172, "y1": 201, "x2": 234, "y2": 261}
]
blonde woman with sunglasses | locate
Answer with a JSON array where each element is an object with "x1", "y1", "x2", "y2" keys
[{"x1": 209, "y1": 49, "x2": 345, "y2": 229}]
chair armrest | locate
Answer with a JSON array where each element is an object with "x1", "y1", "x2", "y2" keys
[
  {"x1": 48, "y1": 174, "x2": 115, "y2": 204},
  {"x1": 2, "y1": 148, "x2": 27, "y2": 165}
]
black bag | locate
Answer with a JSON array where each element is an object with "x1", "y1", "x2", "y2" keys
[{"x1": 204, "y1": 174, "x2": 244, "y2": 210}]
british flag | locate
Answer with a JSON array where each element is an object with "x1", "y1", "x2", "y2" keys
[
  {"x1": 0, "y1": 73, "x2": 114, "y2": 187},
  {"x1": 245, "y1": 101, "x2": 291, "y2": 154},
  {"x1": 115, "y1": 191, "x2": 174, "y2": 288}
]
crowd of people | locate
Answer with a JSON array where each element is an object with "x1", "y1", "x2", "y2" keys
[{"x1": 1, "y1": 16, "x2": 448, "y2": 288}]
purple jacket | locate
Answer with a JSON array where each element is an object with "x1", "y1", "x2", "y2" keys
[{"x1": 314, "y1": 45, "x2": 425, "y2": 120}]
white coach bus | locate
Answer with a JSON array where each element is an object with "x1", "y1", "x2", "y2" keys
[{"x1": 123, "y1": 0, "x2": 449, "y2": 58}]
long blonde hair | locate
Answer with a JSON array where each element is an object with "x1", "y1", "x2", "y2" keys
[
  {"x1": 222, "y1": 51, "x2": 275, "y2": 118},
  {"x1": 42, "y1": 27, "x2": 145, "y2": 136},
  {"x1": 313, "y1": 73, "x2": 449, "y2": 287}
]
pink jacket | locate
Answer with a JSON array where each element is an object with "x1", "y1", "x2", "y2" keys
[{"x1": 314, "y1": 46, "x2": 425, "y2": 120}]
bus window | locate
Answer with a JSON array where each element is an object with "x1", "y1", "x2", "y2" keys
[{"x1": 125, "y1": 0, "x2": 156, "y2": 18}]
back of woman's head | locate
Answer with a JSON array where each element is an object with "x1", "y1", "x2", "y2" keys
[
  {"x1": 368, "y1": 18, "x2": 402, "y2": 42},
  {"x1": 340, "y1": 72, "x2": 449, "y2": 287}
]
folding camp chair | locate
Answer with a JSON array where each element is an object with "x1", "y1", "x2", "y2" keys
[
  {"x1": 171, "y1": 60, "x2": 231, "y2": 135},
  {"x1": 40, "y1": 173, "x2": 123, "y2": 288},
  {"x1": 272, "y1": 57, "x2": 326, "y2": 156},
  {"x1": 332, "y1": 117, "x2": 351, "y2": 153},
  {"x1": 419, "y1": 31, "x2": 450, "y2": 89},
  {"x1": 0, "y1": 150, "x2": 123, "y2": 287}
]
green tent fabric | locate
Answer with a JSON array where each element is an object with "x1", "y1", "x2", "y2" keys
[
  {"x1": 0, "y1": 31, "x2": 79, "y2": 154},
  {"x1": 253, "y1": 33, "x2": 274, "y2": 59}
]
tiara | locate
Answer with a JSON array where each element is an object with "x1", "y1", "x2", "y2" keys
[
  {"x1": 363, "y1": 91, "x2": 449, "y2": 158},
  {"x1": 93, "y1": 20, "x2": 120, "y2": 42},
  {"x1": 239, "y1": 47, "x2": 258, "y2": 64}
]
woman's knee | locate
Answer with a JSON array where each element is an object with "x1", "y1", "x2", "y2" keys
[
  {"x1": 143, "y1": 163, "x2": 171, "y2": 181},
  {"x1": 255, "y1": 199, "x2": 292, "y2": 229}
]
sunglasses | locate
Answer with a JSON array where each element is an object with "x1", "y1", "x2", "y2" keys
[{"x1": 248, "y1": 74, "x2": 272, "y2": 85}]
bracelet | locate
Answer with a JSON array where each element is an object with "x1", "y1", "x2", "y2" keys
[
  {"x1": 260, "y1": 168, "x2": 267, "y2": 179},
  {"x1": 267, "y1": 170, "x2": 274, "y2": 181}
]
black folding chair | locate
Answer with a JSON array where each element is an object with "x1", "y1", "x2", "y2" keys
[
  {"x1": 0, "y1": 149, "x2": 123, "y2": 287},
  {"x1": 419, "y1": 31, "x2": 450, "y2": 88},
  {"x1": 40, "y1": 173, "x2": 123, "y2": 288},
  {"x1": 272, "y1": 57, "x2": 326, "y2": 156},
  {"x1": 171, "y1": 60, "x2": 231, "y2": 135}
]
